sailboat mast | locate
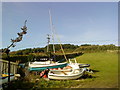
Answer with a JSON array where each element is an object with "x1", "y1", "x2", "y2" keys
[
  {"x1": 49, "y1": 9, "x2": 56, "y2": 53},
  {"x1": 48, "y1": 9, "x2": 68, "y2": 61},
  {"x1": 47, "y1": 34, "x2": 50, "y2": 52}
]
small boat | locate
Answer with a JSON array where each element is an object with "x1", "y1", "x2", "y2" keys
[
  {"x1": 0, "y1": 73, "x2": 15, "y2": 85},
  {"x1": 28, "y1": 61, "x2": 68, "y2": 71},
  {"x1": 48, "y1": 59, "x2": 86, "y2": 80},
  {"x1": 0, "y1": 76, "x2": 15, "y2": 85},
  {"x1": 48, "y1": 64, "x2": 86, "y2": 80},
  {"x1": 0, "y1": 73, "x2": 20, "y2": 85}
]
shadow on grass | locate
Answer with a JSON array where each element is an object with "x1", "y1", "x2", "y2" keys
[
  {"x1": 2, "y1": 79, "x2": 35, "y2": 90},
  {"x1": 81, "y1": 74, "x2": 96, "y2": 79},
  {"x1": 76, "y1": 69, "x2": 99, "y2": 80},
  {"x1": 78, "y1": 69, "x2": 100, "y2": 79},
  {"x1": 92, "y1": 69, "x2": 99, "y2": 73}
]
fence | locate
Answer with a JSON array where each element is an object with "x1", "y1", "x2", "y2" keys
[{"x1": 0, "y1": 59, "x2": 18, "y2": 75}]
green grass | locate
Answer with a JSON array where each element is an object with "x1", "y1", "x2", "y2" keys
[
  {"x1": 76, "y1": 52, "x2": 118, "y2": 88},
  {"x1": 9, "y1": 52, "x2": 118, "y2": 89}
]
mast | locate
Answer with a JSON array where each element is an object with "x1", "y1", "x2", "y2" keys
[
  {"x1": 49, "y1": 9, "x2": 55, "y2": 53},
  {"x1": 47, "y1": 34, "x2": 50, "y2": 52},
  {"x1": 48, "y1": 9, "x2": 68, "y2": 61}
]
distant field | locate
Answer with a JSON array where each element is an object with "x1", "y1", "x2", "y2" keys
[{"x1": 10, "y1": 52, "x2": 118, "y2": 89}]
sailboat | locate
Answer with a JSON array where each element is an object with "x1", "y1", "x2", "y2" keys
[{"x1": 28, "y1": 10, "x2": 68, "y2": 71}]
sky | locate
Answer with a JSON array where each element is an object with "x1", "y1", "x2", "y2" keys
[{"x1": 1, "y1": 2, "x2": 118, "y2": 51}]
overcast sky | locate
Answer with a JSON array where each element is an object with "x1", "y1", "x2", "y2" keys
[{"x1": 1, "y1": 2, "x2": 118, "y2": 51}]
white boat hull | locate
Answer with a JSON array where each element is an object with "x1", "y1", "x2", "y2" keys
[
  {"x1": 48, "y1": 68, "x2": 85, "y2": 80},
  {"x1": 48, "y1": 73, "x2": 83, "y2": 80}
]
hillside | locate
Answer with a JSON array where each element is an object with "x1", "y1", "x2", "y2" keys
[{"x1": 0, "y1": 44, "x2": 119, "y2": 63}]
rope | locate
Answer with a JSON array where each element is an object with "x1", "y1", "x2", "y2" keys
[
  {"x1": 53, "y1": 26, "x2": 68, "y2": 61},
  {"x1": 48, "y1": 9, "x2": 67, "y2": 61}
]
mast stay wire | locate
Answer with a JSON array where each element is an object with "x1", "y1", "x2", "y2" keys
[
  {"x1": 49, "y1": 10, "x2": 56, "y2": 54},
  {"x1": 52, "y1": 25, "x2": 68, "y2": 61},
  {"x1": 48, "y1": 9, "x2": 68, "y2": 61}
]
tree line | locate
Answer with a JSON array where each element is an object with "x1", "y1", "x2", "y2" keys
[
  {"x1": 0, "y1": 44, "x2": 119, "y2": 55},
  {"x1": 0, "y1": 44, "x2": 79, "y2": 55},
  {"x1": 0, "y1": 44, "x2": 119, "y2": 63},
  {"x1": 75, "y1": 44, "x2": 119, "y2": 53}
]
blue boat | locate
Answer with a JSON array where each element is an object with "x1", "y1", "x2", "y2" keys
[
  {"x1": 0, "y1": 73, "x2": 15, "y2": 85},
  {"x1": 0, "y1": 76, "x2": 15, "y2": 84},
  {"x1": 28, "y1": 62, "x2": 68, "y2": 71}
]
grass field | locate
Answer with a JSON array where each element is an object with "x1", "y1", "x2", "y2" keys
[
  {"x1": 76, "y1": 52, "x2": 118, "y2": 88},
  {"x1": 9, "y1": 52, "x2": 118, "y2": 89}
]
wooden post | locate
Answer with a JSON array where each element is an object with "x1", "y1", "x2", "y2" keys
[
  {"x1": 5, "y1": 49, "x2": 10, "y2": 83},
  {"x1": 0, "y1": 61, "x2": 2, "y2": 75}
]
